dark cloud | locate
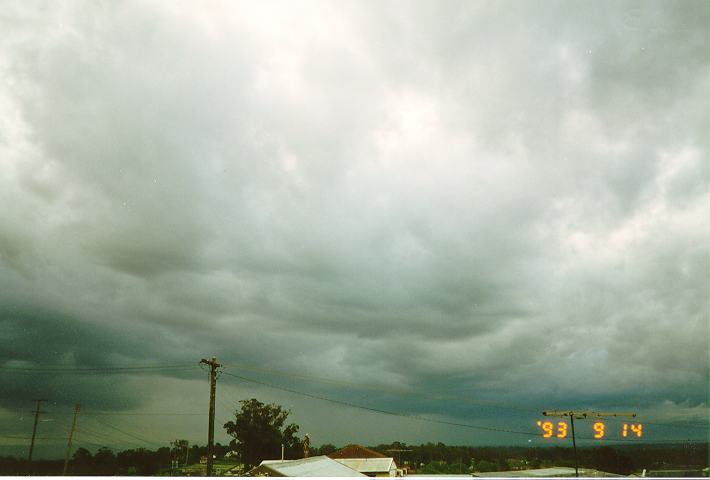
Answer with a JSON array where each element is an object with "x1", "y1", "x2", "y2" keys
[{"x1": 0, "y1": 0, "x2": 707, "y2": 453}]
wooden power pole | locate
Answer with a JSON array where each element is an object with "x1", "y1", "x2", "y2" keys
[
  {"x1": 200, "y1": 357, "x2": 221, "y2": 477},
  {"x1": 27, "y1": 399, "x2": 47, "y2": 473},
  {"x1": 62, "y1": 404, "x2": 80, "y2": 475}
]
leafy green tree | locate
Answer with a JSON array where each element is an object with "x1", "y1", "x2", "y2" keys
[
  {"x1": 117, "y1": 448, "x2": 160, "y2": 475},
  {"x1": 317, "y1": 443, "x2": 337, "y2": 456},
  {"x1": 93, "y1": 447, "x2": 117, "y2": 475},
  {"x1": 223, "y1": 398, "x2": 302, "y2": 469},
  {"x1": 473, "y1": 459, "x2": 498, "y2": 472},
  {"x1": 71, "y1": 447, "x2": 94, "y2": 475}
]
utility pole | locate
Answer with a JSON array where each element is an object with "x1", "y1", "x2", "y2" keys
[
  {"x1": 386, "y1": 449, "x2": 413, "y2": 469},
  {"x1": 62, "y1": 404, "x2": 80, "y2": 475},
  {"x1": 542, "y1": 410, "x2": 637, "y2": 478},
  {"x1": 27, "y1": 399, "x2": 47, "y2": 474},
  {"x1": 200, "y1": 357, "x2": 221, "y2": 477},
  {"x1": 169, "y1": 441, "x2": 175, "y2": 477},
  {"x1": 570, "y1": 414, "x2": 578, "y2": 477}
]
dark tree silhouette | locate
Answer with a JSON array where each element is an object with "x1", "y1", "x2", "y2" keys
[{"x1": 223, "y1": 398, "x2": 302, "y2": 469}]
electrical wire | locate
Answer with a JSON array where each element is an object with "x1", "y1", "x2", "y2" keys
[
  {"x1": 219, "y1": 361, "x2": 708, "y2": 430},
  {"x1": 221, "y1": 371, "x2": 543, "y2": 437},
  {"x1": 0, "y1": 364, "x2": 198, "y2": 375},
  {"x1": 80, "y1": 411, "x2": 205, "y2": 416},
  {"x1": 75, "y1": 425, "x2": 145, "y2": 449},
  {"x1": 87, "y1": 415, "x2": 164, "y2": 448},
  {"x1": 72, "y1": 438, "x2": 112, "y2": 449},
  {"x1": 220, "y1": 370, "x2": 709, "y2": 444},
  {"x1": 1, "y1": 358, "x2": 704, "y2": 445},
  {"x1": 0, "y1": 434, "x2": 67, "y2": 441},
  {"x1": 73, "y1": 430, "x2": 125, "y2": 449},
  {"x1": 40, "y1": 410, "x2": 205, "y2": 417}
]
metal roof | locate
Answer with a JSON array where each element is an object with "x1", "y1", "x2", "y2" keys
[
  {"x1": 256, "y1": 455, "x2": 366, "y2": 477},
  {"x1": 473, "y1": 467, "x2": 623, "y2": 477},
  {"x1": 334, "y1": 457, "x2": 396, "y2": 473}
]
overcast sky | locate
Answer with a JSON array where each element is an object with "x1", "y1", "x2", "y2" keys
[{"x1": 1, "y1": 0, "x2": 708, "y2": 458}]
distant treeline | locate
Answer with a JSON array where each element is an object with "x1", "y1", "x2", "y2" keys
[
  {"x1": 0, "y1": 442, "x2": 346, "y2": 476},
  {"x1": 0, "y1": 442, "x2": 228, "y2": 476},
  {"x1": 365, "y1": 441, "x2": 709, "y2": 475},
  {"x1": 0, "y1": 441, "x2": 706, "y2": 476}
]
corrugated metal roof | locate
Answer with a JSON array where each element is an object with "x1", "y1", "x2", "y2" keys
[
  {"x1": 334, "y1": 457, "x2": 396, "y2": 473},
  {"x1": 473, "y1": 467, "x2": 622, "y2": 477},
  {"x1": 256, "y1": 455, "x2": 366, "y2": 477}
]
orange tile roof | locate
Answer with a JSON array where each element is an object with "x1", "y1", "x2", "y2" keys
[{"x1": 328, "y1": 444, "x2": 387, "y2": 459}]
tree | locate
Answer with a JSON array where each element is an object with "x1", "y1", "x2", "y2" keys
[
  {"x1": 71, "y1": 447, "x2": 93, "y2": 475},
  {"x1": 473, "y1": 459, "x2": 498, "y2": 472},
  {"x1": 223, "y1": 398, "x2": 302, "y2": 469},
  {"x1": 317, "y1": 443, "x2": 337, "y2": 456},
  {"x1": 117, "y1": 448, "x2": 160, "y2": 476},
  {"x1": 93, "y1": 447, "x2": 117, "y2": 475}
]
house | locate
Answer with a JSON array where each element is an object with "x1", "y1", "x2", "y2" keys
[
  {"x1": 246, "y1": 455, "x2": 366, "y2": 477},
  {"x1": 472, "y1": 467, "x2": 624, "y2": 477},
  {"x1": 327, "y1": 444, "x2": 401, "y2": 476},
  {"x1": 328, "y1": 444, "x2": 387, "y2": 459},
  {"x1": 333, "y1": 457, "x2": 401, "y2": 477}
]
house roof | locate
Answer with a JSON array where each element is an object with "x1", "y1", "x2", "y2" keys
[
  {"x1": 473, "y1": 467, "x2": 623, "y2": 477},
  {"x1": 328, "y1": 444, "x2": 387, "y2": 459},
  {"x1": 251, "y1": 455, "x2": 366, "y2": 477},
  {"x1": 333, "y1": 457, "x2": 397, "y2": 473}
]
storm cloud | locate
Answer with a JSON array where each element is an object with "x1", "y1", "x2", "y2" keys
[{"x1": 0, "y1": 0, "x2": 708, "y2": 453}]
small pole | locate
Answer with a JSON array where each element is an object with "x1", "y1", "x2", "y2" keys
[
  {"x1": 170, "y1": 441, "x2": 174, "y2": 477},
  {"x1": 281, "y1": 444, "x2": 284, "y2": 461},
  {"x1": 303, "y1": 434, "x2": 310, "y2": 458},
  {"x1": 570, "y1": 414, "x2": 579, "y2": 478},
  {"x1": 62, "y1": 404, "x2": 80, "y2": 475},
  {"x1": 27, "y1": 399, "x2": 47, "y2": 474}
]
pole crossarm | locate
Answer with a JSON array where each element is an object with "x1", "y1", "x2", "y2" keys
[{"x1": 542, "y1": 410, "x2": 637, "y2": 419}]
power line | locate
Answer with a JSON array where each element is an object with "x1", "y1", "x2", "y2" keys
[
  {"x1": 75, "y1": 425, "x2": 145, "y2": 448},
  {"x1": 73, "y1": 430, "x2": 124, "y2": 448},
  {"x1": 38, "y1": 410, "x2": 204, "y2": 417},
  {"x1": 219, "y1": 371, "x2": 708, "y2": 444},
  {"x1": 0, "y1": 434, "x2": 67, "y2": 440},
  {"x1": 0, "y1": 363, "x2": 194, "y2": 371},
  {"x1": 221, "y1": 371, "x2": 540, "y2": 437},
  {"x1": 87, "y1": 415, "x2": 163, "y2": 448},
  {"x1": 221, "y1": 361, "x2": 540, "y2": 415},
  {"x1": 74, "y1": 428, "x2": 150, "y2": 451},
  {"x1": 592, "y1": 415, "x2": 709, "y2": 431},
  {"x1": 72, "y1": 438, "x2": 113, "y2": 449},
  {"x1": 219, "y1": 362, "x2": 708, "y2": 430},
  {"x1": 0, "y1": 364, "x2": 197, "y2": 375},
  {"x1": 82, "y1": 411, "x2": 205, "y2": 416}
]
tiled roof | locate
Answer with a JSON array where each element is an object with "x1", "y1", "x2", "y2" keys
[{"x1": 328, "y1": 444, "x2": 387, "y2": 459}]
